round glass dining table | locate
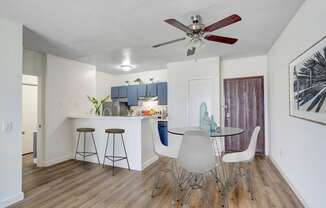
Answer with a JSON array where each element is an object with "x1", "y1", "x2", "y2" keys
[{"x1": 168, "y1": 126, "x2": 244, "y2": 137}]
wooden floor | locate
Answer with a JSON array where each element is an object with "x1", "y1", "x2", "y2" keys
[{"x1": 10, "y1": 154, "x2": 303, "y2": 208}]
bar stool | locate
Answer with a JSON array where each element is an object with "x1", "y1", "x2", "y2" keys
[
  {"x1": 103, "y1": 128, "x2": 130, "y2": 175},
  {"x1": 75, "y1": 128, "x2": 100, "y2": 165}
]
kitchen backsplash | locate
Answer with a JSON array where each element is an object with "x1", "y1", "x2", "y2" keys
[{"x1": 130, "y1": 100, "x2": 167, "y2": 118}]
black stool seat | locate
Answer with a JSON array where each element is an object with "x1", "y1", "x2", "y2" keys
[
  {"x1": 105, "y1": 128, "x2": 125, "y2": 134},
  {"x1": 77, "y1": 128, "x2": 95, "y2": 132},
  {"x1": 103, "y1": 128, "x2": 130, "y2": 176}
]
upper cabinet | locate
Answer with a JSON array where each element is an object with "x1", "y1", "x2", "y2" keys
[
  {"x1": 110, "y1": 82, "x2": 168, "y2": 105},
  {"x1": 111, "y1": 87, "x2": 120, "y2": 99},
  {"x1": 147, "y1": 83, "x2": 157, "y2": 97},
  {"x1": 118, "y1": 86, "x2": 128, "y2": 98},
  {"x1": 157, "y1": 82, "x2": 168, "y2": 105},
  {"x1": 137, "y1": 84, "x2": 147, "y2": 97},
  {"x1": 111, "y1": 86, "x2": 128, "y2": 99},
  {"x1": 127, "y1": 85, "x2": 138, "y2": 106}
]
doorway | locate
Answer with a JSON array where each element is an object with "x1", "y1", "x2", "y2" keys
[
  {"x1": 22, "y1": 75, "x2": 38, "y2": 163},
  {"x1": 223, "y1": 76, "x2": 265, "y2": 154}
]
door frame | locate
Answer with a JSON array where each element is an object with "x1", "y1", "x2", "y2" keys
[
  {"x1": 22, "y1": 73, "x2": 46, "y2": 167},
  {"x1": 22, "y1": 82, "x2": 38, "y2": 155},
  {"x1": 221, "y1": 75, "x2": 267, "y2": 155}
]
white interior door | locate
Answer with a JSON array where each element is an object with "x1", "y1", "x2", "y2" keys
[
  {"x1": 188, "y1": 78, "x2": 219, "y2": 126},
  {"x1": 22, "y1": 84, "x2": 38, "y2": 154}
]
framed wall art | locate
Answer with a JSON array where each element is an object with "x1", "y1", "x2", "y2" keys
[{"x1": 289, "y1": 35, "x2": 326, "y2": 125}]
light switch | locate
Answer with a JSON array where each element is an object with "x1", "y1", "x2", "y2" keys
[
  {"x1": 0, "y1": 121, "x2": 13, "y2": 133},
  {"x1": 8, "y1": 122, "x2": 13, "y2": 132},
  {"x1": 1, "y1": 121, "x2": 5, "y2": 132}
]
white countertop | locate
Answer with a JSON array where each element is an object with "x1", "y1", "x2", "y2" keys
[{"x1": 68, "y1": 115, "x2": 153, "y2": 120}]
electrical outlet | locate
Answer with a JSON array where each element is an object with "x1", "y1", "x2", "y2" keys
[{"x1": 7, "y1": 121, "x2": 13, "y2": 132}]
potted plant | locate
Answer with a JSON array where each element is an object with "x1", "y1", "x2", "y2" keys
[{"x1": 87, "y1": 95, "x2": 110, "y2": 116}]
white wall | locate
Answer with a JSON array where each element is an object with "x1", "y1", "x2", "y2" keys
[
  {"x1": 221, "y1": 55, "x2": 269, "y2": 154},
  {"x1": 0, "y1": 19, "x2": 24, "y2": 207},
  {"x1": 23, "y1": 49, "x2": 46, "y2": 76},
  {"x1": 96, "y1": 71, "x2": 114, "y2": 98},
  {"x1": 167, "y1": 57, "x2": 220, "y2": 128},
  {"x1": 221, "y1": 55, "x2": 267, "y2": 79},
  {"x1": 167, "y1": 57, "x2": 220, "y2": 150},
  {"x1": 45, "y1": 55, "x2": 96, "y2": 165},
  {"x1": 268, "y1": 0, "x2": 326, "y2": 207},
  {"x1": 112, "y1": 69, "x2": 167, "y2": 85}
]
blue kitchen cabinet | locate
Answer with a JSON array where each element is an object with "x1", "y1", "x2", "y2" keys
[
  {"x1": 111, "y1": 87, "x2": 120, "y2": 99},
  {"x1": 157, "y1": 82, "x2": 168, "y2": 105},
  {"x1": 147, "y1": 83, "x2": 157, "y2": 97},
  {"x1": 137, "y1": 84, "x2": 147, "y2": 97},
  {"x1": 127, "y1": 85, "x2": 138, "y2": 106},
  {"x1": 158, "y1": 121, "x2": 168, "y2": 146},
  {"x1": 119, "y1": 86, "x2": 128, "y2": 98}
]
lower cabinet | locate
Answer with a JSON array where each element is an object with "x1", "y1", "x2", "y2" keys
[{"x1": 158, "y1": 121, "x2": 168, "y2": 146}]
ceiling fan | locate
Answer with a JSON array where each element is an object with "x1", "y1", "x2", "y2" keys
[{"x1": 152, "y1": 14, "x2": 241, "y2": 56}]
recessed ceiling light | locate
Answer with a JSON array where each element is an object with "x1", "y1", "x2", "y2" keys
[{"x1": 120, "y1": 64, "x2": 134, "y2": 72}]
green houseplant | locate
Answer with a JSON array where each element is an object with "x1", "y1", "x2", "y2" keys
[{"x1": 87, "y1": 95, "x2": 110, "y2": 116}]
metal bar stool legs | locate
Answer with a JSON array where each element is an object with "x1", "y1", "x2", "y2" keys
[
  {"x1": 103, "y1": 129, "x2": 130, "y2": 176},
  {"x1": 120, "y1": 133, "x2": 131, "y2": 171},
  {"x1": 75, "y1": 128, "x2": 100, "y2": 165}
]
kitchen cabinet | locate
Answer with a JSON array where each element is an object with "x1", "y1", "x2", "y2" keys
[
  {"x1": 111, "y1": 82, "x2": 167, "y2": 105},
  {"x1": 119, "y1": 86, "x2": 128, "y2": 98},
  {"x1": 147, "y1": 83, "x2": 157, "y2": 97},
  {"x1": 157, "y1": 82, "x2": 168, "y2": 105},
  {"x1": 137, "y1": 84, "x2": 147, "y2": 97},
  {"x1": 127, "y1": 85, "x2": 138, "y2": 106},
  {"x1": 111, "y1": 87, "x2": 120, "y2": 99},
  {"x1": 158, "y1": 121, "x2": 168, "y2": 146}
]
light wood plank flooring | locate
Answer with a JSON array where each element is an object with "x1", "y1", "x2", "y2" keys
[{"x1": 10, "y1": 154, "x2": 303, "y2": 208}]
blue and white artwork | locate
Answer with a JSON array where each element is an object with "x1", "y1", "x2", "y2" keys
[{"x1": 289, "y1": 36, "x2": 326, "y2": 125}]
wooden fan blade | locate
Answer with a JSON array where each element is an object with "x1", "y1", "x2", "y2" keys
[
  {"x1": 204, "y1": 35, "x2": 238, "y2": 44},
  {"x1": 203, "y1": 14, "x2": 241, "y2": 32},
  {"x1": 152, "y1": 37, "x2": 186, "y2": 48},
  {"x1": 164, "y1": 19, "x2": 193, "y2": 34}
]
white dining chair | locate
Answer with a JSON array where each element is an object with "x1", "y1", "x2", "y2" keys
[
  {"x1": 150, "y1": 118, "x2": 180, "y2": 197},
  {"x1": 222, "y1": 126, "x2": 261, "y2": 202},
  {"x1": 173, "y1": 130, "x2": 219, "y2": 208}
]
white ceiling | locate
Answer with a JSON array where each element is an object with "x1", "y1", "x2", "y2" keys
[{"x1": 0, "y1": 0, "x2": 304, "y2": 74}]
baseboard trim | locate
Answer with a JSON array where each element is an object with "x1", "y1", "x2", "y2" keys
[
  {"x1": 269, "y1": 156, "x2": 309, "y2": 208},
  {"x1": 142, "y1": 155, "x2": 159, "y2": 170},
  {"x1": 0, "y1": 192, "x2": 24, "y2": 208},
  {"x1": 43, "y1": 154, "x2": 73, "y2": 167}
]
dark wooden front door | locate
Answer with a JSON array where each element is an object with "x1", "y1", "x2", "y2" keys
[{"x1": 224, "y1": 76, "x2": 265, "y2": 154}]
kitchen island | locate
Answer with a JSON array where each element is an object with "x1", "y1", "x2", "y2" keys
[{"x1": 68, "y1": 115, "x2": 157, "y2": 171}]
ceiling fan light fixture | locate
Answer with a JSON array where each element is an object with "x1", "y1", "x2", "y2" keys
[{"x1": 120, "y1": 64, "x2": 134, "y2": 72}]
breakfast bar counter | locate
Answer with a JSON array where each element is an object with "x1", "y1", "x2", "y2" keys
[{"x1": 68, "y1": 115, "x2": 157, "y2": 171}]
